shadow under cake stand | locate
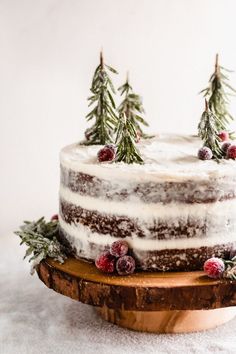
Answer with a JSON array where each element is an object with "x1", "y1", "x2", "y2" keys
[{"x1": 37, "y1": 257, "x2": 236, "y2": 333}]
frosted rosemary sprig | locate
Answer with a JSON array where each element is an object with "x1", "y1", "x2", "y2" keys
[
  {"x1": 224, "y1": 256, "x2": 236, "y2": 280},
  {"x1": 118, "y1": 75, "x2": 150, "y2": 139},
  {"x1": 200, "y1": 54, "x2": 236, "y2": 133},
  {"x1": 83, "y1": 51, "x2": 118, "y2": 145},
  {"x1": 15, "y1": 217, "x2": 66, "y2": 274},
  {"x1": 115, "y1": 113, "x2": 144, "y2": 164},
  {"x1": 198, "y1": 99, "x2": 223, "y2": 160}
]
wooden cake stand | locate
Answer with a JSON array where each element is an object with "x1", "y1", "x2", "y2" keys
[{"x1": 37, "y1": 257, "x2": 236, "y2": 333}]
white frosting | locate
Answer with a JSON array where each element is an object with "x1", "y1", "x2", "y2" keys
[
  {"x1": 60, "y1": 185, "x2": 236, "y2": 222},
  {"x1": 60, "y1": 134, "x2": 236, "y2": 183},
  {"x1": 59, "y1": 217, "x2": 236, "y2": 252}
]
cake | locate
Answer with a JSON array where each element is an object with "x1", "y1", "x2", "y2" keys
[{"x1": 58, "y1": 134, "x2": 236, "y2": 271}]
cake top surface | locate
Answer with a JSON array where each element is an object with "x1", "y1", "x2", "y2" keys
[{"x1": 60, "y1": 134, "x2": 236, "y2": 182}]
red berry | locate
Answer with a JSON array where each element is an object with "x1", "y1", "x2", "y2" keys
[
  {"x1": 203, "y1": 257, "x2": 225, "y2": 279},
  {"x1": 218, "y1": 131, "x2": 229, "y2": 142},
  {"x1": 51, "y1": 214, "x2": 59, "y2": 221},
  {"x1": 221, "y1": 142, "x2": 231, "y2": 155},
  {"x1": 97, "y1": 145, "x2": 116, "y2": 162},
  {"x1": 110, "y1": 240, "x2": 129, "y2": 258},
  {"x1": 198, "y1": 147, "x2": 212, "y2": 160},
  {"x1": 95, "y1": 251, "x2": 115, "y2": 273},
  {"x1": 116, "y1": 255, "x2": 136, "y2": 275},
  {"x1": 227, "y1": 145, "x2": 236, "y2": 159}
]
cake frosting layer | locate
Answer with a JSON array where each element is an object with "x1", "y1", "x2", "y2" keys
[
  {"x1": 60, "y1": 168, "x2": 236, "y2": 204},
  {"x1": 59, "y1": 217, "x2": 236, "y2": 251},
  {"x1": 59, "y1": 192, "x2": 236, "y2": 240},
  {"x1": 60, "y1": 135, "x2": 236, "y2": 183},
  {"x1": 59, "y1": 134, "x2": 236, "y2": 271},
  {"x1": 60, "y1": 135, "x2": 236, "y2": 204},
  {"x1": 58, "y1": 218, "x2": 235, "y2": 271}
]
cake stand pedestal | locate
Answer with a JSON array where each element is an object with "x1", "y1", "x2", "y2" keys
[{"x1": 37, "y1": 257, "x2": 236, "y2": 334}]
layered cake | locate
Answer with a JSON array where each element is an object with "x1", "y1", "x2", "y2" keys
[{"x1": 58, "y1": 134, "x2": 236, "y2": 271}]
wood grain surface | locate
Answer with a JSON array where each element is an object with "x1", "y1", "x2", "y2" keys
[{"x1": 37, "y1": 257, "x2": 236, "y2": 312}]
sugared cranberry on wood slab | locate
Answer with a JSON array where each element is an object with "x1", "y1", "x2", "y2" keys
[
  {"x1": 95, "y1": 251, "x2": 116, "y2": 273},
  {"x1": 116, "y1": 255, "x2": 136, "y2": 275},
  {"x1": 110, "y1": 240, "x2": 129, "y2": 258},
  {"x1": 204, "y1": 257, "x2": 225, "y2": 279}
]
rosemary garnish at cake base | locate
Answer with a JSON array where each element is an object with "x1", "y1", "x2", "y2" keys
[
  {"x1": 115, "y1": 112, "x2": 144, "y2": 164},
  {"x1": 82, "y1": 51, "x2": 118, "y2": 145},
  {"x1": 15, "y1": 216, "x2": 67, "y2": 274},
  {"x1": 200, "y1": 54, "x2": 236, "y2": 136},
  {"x1": 198, "y1": 99, "x2": 223, "y2": 160},
  {"x1": 118, "y1": 74, "x2": 151, "y2": 140}
]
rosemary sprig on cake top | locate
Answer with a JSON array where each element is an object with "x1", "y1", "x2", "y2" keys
[
  {"x1": 198, "y1": 99, "x2": 223, "y2": 160},
  {"x1": 200, "y1": 54, "x2": 236, "y2": 135},
  {"x1": 118, "y1": 74, "x2": 150, "y2": 140},
  {"x1": 115, "y1": 112, "x2": 144, "y2": 164},
  {"x1": 15, "y1": 216, "x2": 66, "y2": 274},
  {"x1": 83, "y1": 51, "x2": 118, "y2": 145}
]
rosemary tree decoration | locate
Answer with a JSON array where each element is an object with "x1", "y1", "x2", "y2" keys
[
  {"x1": 15, "y1": 217, "x2": 67, "y2": 274},
  {"x1": 198, "y1": 99, "x2": 223, "y2": 160},
  {"x1": 115, "y1": 113, "x2": 144, "y2": 164},
  {"x1": 83, "y1": 51, "x2": 118, "y2": 145},
  {"x1": 200, "y1": 54, "x2": 236, "y2": 132},
  {"x1": 118, "y1": 74, "x2": 149, "y2": 139}
]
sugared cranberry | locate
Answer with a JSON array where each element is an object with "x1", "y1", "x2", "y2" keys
[
  {"x1": 203, "y1": 257, "x2": 225, "y2": 279},
  {"x1": 221, "y1": 142, "x2": 231, "y2": 155},
  {"x1": 218, "y1": 131, "x2": 229, "y2": 142},
  {"x1": 116, "y1": 255, "x2": 136, "y2": 275},
  {"x1": 227, "y1": 145, "x2": 236, "y2": 159},
  {"x1": 51, "y1": 214, "x2": 59, "y2": 221},
  {"x1": 110, "y1": 240, "x2": 129, "y2": 258},
  {"x1": 198, "y1": 147, "x2": 213, "y2": 160},
  {"x1": 97, "y1": 145, "x2": 116, "y2": 162},
  {"x1": 95, "y1": 251, "x2": 115, "y2": 273}
]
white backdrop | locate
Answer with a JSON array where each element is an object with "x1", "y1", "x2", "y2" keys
[{"x1": 1, "y1": 0, "x2": 236, "y2": 235}]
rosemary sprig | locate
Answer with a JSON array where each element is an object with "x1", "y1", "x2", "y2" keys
[
  {"x1": 15, "y1": 217, "x2": 67, "y2": 274},
  {"x1": 200, "y1": 54, "x2": 236, "y2": 132},
  {"x1": 83, "y1": 51, "x2": 118, "y2": 145},
  {"x1": 198, "y1": 99, "x2": 223, "y2": 160},
  {"x1": 118, "y1": 74, "x2": 150, "y2": 139},
  {"x1": 224, "y1": 256, "x2": 236, "y2": 280},
  {"x1": 115, "y1": 113, "x2": 144, "y2": 164}
]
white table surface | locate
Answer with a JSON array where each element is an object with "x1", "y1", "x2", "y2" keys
[{"x1": 1, "y1": 233, "x2": 236, "y2": 354}]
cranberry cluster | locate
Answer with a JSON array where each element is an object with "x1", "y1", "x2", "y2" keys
[
  {"x1": 198, "y1": 130, "x2": 236, "y2": 160},
  {"x1": 95, "y1": 240, "x2": 136, "y2": 276}
]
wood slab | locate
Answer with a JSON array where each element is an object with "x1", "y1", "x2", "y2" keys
[
  {"x1": 37, "y1": 257, "x2": 236, "y2": 312},
  {"x1": 98, "y1": 307, "x2": 236, "y2": 333}
]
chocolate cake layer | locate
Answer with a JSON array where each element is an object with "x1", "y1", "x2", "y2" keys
[
  {"x1": 58, "y1": 227, "x2": 235, "y2": 271},
  {"x1": 61, "y1": 167, "x2": 236, "y2": 204},
  {"x1": 59, "y1": 199, "x2": 235, "y2": 240}
]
